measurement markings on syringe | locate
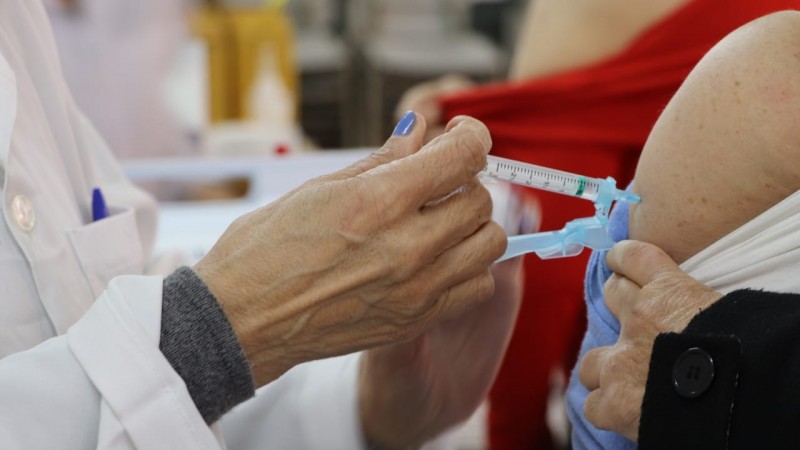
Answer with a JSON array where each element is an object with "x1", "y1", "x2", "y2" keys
[{"x1": 484, "y1": 157, "x2": 606, "y2": 201}]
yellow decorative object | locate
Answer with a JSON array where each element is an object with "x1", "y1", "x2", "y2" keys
[
  {"x1": 265, "y1": 0, "x2": 290, "y2": 10},
  {"x1": 190, "y1": 6, "x2": 297, "y2": 123}
]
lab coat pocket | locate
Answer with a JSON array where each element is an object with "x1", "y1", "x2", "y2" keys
[{"x1": 67, "y1": 206, "x2": 145, "y2": 298}]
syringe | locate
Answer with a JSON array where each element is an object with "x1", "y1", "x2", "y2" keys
[
  {"x1": 481, "y1": 155, "x2": 640, "y2": 261},
  {"x1": 480, "y1": 155, "x2": 639, "y2": 205}
]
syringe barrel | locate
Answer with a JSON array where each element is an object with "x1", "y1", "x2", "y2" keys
[{"x1": 481, "y1": 155, "x2": 602, "y2": 201}]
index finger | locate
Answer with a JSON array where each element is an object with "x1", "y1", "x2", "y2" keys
[
  {"x1": 606, "y1": 240, "x2": 682, "y2": 287},
  {"x1": 364, "y1": 116, "x2": 491, "y2": 208}
]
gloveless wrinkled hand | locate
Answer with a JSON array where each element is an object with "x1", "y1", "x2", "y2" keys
[
  {"x1": 194, "y1": 114, "x2": 507, "y2": 386},
  {"x1": 579, "y1": 240, "x2": 722, "y2": 441},
  {"x1": 358, "y1": 188, "x2": 538, "y2": 450},
  {"x1": 359, "y1": 255, "x2": 523, "y2": 450}
]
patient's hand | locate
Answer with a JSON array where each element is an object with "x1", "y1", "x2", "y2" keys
[{"x1": 579, "y1": 240, "x2": 721, "y2": 441}]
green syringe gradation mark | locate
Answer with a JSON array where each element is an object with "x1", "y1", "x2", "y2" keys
[{"x1": 575, "y1": 177, "x2": 587, "y2": 198}]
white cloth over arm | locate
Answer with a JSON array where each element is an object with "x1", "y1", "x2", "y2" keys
[{"x1": 681, "y1": 189, "x2": 800, "y2": 293}]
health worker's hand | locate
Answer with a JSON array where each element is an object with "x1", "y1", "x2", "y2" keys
[
  {"x1": 359, "y1": 252, "x2": 523, "y2": 450},
  {"x1": 358, "y1": 184, "x2": 538, "y2": 449},
  {"x1": 194, "y1": 113, "x2": 507, "y2": 386},
  {"x1": 396, "y1": 75, "x2": 475, "y2": 143},
  {"x1": 579, "y1": 240, "x2": 722, "y2": 441}
]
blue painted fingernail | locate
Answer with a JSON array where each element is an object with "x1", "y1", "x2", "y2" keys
[{"x1": 392, "y1": 111, "x2": 416, "y2": 136}]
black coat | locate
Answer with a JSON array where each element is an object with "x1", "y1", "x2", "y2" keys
[{"x1": 638, "y1": 289, "x2": 800, "y2": 449}]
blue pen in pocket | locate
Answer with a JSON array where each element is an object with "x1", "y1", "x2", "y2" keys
[{"x1": 91, "y1": 187, "x2": 109, "y2": 222}]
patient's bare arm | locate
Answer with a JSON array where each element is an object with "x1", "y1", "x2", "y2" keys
[{"x1": 629, "y1": 11, "x2": 800, "y2": 264}]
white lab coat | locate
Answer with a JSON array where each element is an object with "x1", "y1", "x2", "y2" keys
[{"x1": 0, "y1": 1, "x2": 364, "y2": 448}]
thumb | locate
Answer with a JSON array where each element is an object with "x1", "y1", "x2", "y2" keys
[
  {"x1": 324, "y1": 111, "x2": 427, "y2": 181},
  {"x1": 606, "y1": 240, "x2": 682, "y2": 287}
]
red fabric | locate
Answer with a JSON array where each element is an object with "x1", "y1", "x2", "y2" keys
[{"x1": 441, "y1": 1, "x2": 800, "y2": 449}]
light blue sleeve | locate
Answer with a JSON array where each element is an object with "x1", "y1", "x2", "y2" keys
[{"x1": 565, "y1": 200, "x2": 638, "y2": 450}]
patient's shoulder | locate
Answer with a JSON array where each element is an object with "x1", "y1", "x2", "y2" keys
[{"x1": 629, "y1": 11, "x2": 800, "y2": 264}]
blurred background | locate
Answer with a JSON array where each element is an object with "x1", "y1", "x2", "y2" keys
[
  {"x1": 48, "y1": 0, "x2": 524, "y2": 162},
  {"x1": 198, "y1": 0, "x2": 522, "y2": 148},
  {"x1": 45, "y1": 0, "x2": 526, "y2": 200}
]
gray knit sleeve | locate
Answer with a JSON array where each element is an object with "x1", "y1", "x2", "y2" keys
[{"x1": 160, "y1": 266, "x2": 256, "y2": 424}]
